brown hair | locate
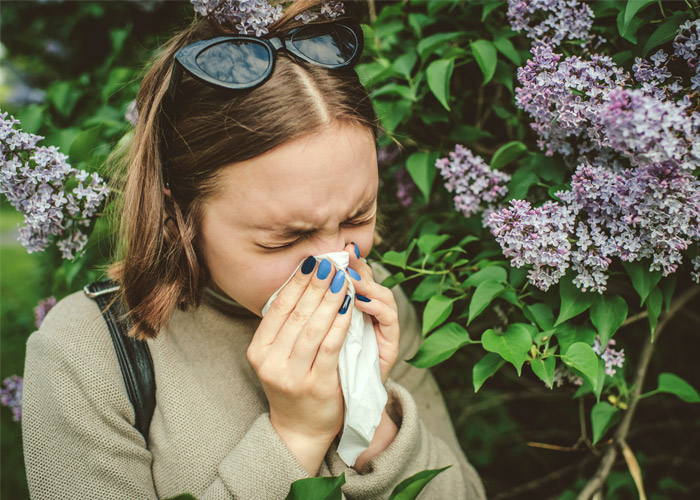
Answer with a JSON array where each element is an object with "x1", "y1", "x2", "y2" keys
[{"x1": 104, "y1": 0, "x2": 381, "y2": 340}]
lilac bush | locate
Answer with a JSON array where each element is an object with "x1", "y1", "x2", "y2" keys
[
  {"x1": 0, "y1": 111, "x2": 110, "y2": 259},
  {"x1": 507, "y1": 0, "x2": 594, "y2": 48},
  {"x1": 0, "y1": 375, "x2": 23, "y2": 422},
  {"x1": 34, "y1": 296, "x2": 57, "y2": 329}
]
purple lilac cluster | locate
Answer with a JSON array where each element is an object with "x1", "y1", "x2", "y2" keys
[
  {"x1": 191, "y1": 0, "x2": 284, "y2": 35},
  {"x1": 552, "y1": 365, "x2": 583, "y2": 388},
  {"x1": 191, "y1": 1, "x2": 344, "y2": 36},
  {"x1": 515, "y1": 44, "x2": 631, "y2": 158},
  {"x1": 435, "y1": 144, "x2": 511, "y2": 219},
  {"x1": 489, "y1": 200, "x2": 575, "y2": 291},
  {"x1": 0, "y1": 375, "x2": 23, "y2": 422},
  {"x1": 507, "y1": 0, "x2": 594, "y2": 48},
  {"x1": 34, "y1": 296, "x2": 57, "y2": 329},
  {"x1": 673, "y1": 19, "x2": 700, "y2": 90},
  {"x1": 125, "y1": 99, "x2": 139, "y2": 127},
  {"x1": 0, "y1": 111, "x2": 110, "y2": 259},
  {"x1": 592, "y1": 335, "x2": 625, "y2": 376},
  {"x1": 394, "y1": 169, "x2": 414, "y2": 208},
  {"x1": 488, "y1": 21, "x2": 700, "y2": 291}
]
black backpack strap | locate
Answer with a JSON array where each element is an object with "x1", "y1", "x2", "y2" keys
[{"x1": 84, "y1": 279, "x2": 156, "y2": 444}]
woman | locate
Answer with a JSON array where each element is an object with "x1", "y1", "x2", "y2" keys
[{"x1": 21, "y1": 1, "x2": 486, "y2": 498}]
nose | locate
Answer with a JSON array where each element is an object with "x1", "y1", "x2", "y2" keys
[{"x1": 310, "y1": 229, "x2": 352, "y2": 256}]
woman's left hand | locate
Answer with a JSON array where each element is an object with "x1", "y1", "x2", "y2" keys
[{"x1": 344, "y1": 242, "x2": 400, "y2": 385}]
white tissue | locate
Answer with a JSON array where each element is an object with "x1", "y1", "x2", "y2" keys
[{"x1": 261, "y1": 251, "x2": 387, "y2": 466}]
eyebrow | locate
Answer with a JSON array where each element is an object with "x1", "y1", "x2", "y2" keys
[{"x1": 260, "y1": 193, "x2": 377, "y2": 239}]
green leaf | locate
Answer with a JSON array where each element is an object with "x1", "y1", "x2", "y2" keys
[
  {"x1": 470, "y1": 39, "x2": 498, "y2": 85},
  {"x1": 530, "y1": 356, "x2": 556, "y2": 389},
  {"x1": 553, "y1": 324, "x2": 596, "y2": 355},
  {"x1": 406, "y1": 152, "x2": 437, "y2": 203},
  {"x1": 407, "y1": 323, "x2": 474, "y2": 368},
  {"x1": 622, "y1": 260, "x2": 662, "y2": 306},
  {"x1": 422, "y1": 295, "x2": 456, "y2": 336},
  {"x1": 493, "y1": 37, "x2": 520, "y2": 66},
  {"x1": 468, "y1": 281, "x2": 505, "y2": 325},
  {"x1": 621, "y1": 0, "x2": 657, "y2": 38},
  {"x1": 482, "y1": 1, "x2": 503, "y2": 21},
  {"x1": 473, "y1": 352, "x2": 505, "y2": 392},
  {"x1": 656, "y1": 373, "x2": 700, "y2": 403},
  {"x1": 388, "y1": 466, "x2": 451, "y2": 500},
  {"x1": 285, "y1": 473, "x2": 346, "y2": 500},
  {"x1": 417, "y1": 32, "x2": 463, "y2": 61},
  {"x1": 642, "y1": 11, "x2": 693, "y2": 57},
  {"x1": 165, "y1": 495, "x2": 198, "y2": 500},
  {"x1": 412, "y1": 275, "x2": 443, "y2": 302},
  {"x1": 417, "y1": 234, "x2": 450, "y2": 257},
  {"x1": 69, "y1": 124, "x2": 104, "y2": 164},
  {"x1": 562, "y1": 342, "x2": 599, "y2": 389},
  {"x1": 482, "y1": 324, "x2": 533, "y2": 376},
  {"x1": 505, "y1": 162, "x2": 539, "y2": 200},
  {"x1": 591, "y1": 402, "x2": 620, "y2": 444},
  {"x1": 464, "y1": 266, "x2": 507, "y2": 287},
  {"x1": 490, "y1": 141, "x2": 528, "y2": 170},
  {"x1": 383, "y1": 250, "x2": 409, "y2": 269},
  {"x1": 381, "y1": 271, "x2": 407, "y2": 289},
  {"x1": 392, "y1": 51, "x2": 418, "y2": 79},
  {"x1": 13, "y1": 105, "x2": 44, "y2": 135},
  {"x1": 426, "y1": 58, "x2": 455, "y2": 111},
  {"x1": 660, "y1": 274, "x2": 676, "y2": 313},
  {"x1": 527, "y1": 303, "x2": 555, "y2": 331},
  {"x1": 590, "y1": 294, "x2": 628, "y2": 346},
  {"x1": 356, "y1": 61, "x2": 392, "y2": 87},
  {"x1": 47, "y1": 81, "x2": 83, "y2": 119},
  {"x1": 373, "y1": 99, "x2": 411, "y2": 135},
  {"x1": 555, "y1": 276, "x2": 596, "y2": 326},
  {"x1": 646, "y1": 287, "x2": 662, "y2": 338}
]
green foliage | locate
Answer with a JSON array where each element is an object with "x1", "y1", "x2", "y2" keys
[
  {"x1": 388, "y1": 466, "x2": 451, "y2": 500},
  {"x1": 408, "y1": 322, "x2": 474, "y2": 368},
  {"x1": 285, "y1": 473, "x2": 345, "y2": 500},
  {"x1": 590, "y1": 294, "x2": 628, "y2": 346},
  {"x1": 590, "y1": 402, "x2": 620, "y2": 445}
]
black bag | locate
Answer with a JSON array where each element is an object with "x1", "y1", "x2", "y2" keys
[{"x1": 83, "y1": 279, "x2": 156, "y2": 443}]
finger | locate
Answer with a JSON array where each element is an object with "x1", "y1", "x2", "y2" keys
[
  {"x1": 289, "y1": 268, "x2": 350, "y2": 370},
  {"x1": 310, "y1": 293, "x2": 354, "y2": 377},
  {"x1": 252, "y1": 256, "x2": 317, "y2": 348},
  {"x1": 272, "y1": 258, "x2": 338, "y2": 357},
  {"x1": 353, "y1": 294, "x2": 399, "y2": 330},
  {"x1": 345, "y1": 260, "x2": 396, "y2": 311}
]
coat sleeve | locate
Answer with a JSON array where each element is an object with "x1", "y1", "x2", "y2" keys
[
  {"x1": 322, "y1": 262, "x2": 487, "y2": 500},
  {"x1": 21, "y1": 291, "x2": 312, "y2": 500}
]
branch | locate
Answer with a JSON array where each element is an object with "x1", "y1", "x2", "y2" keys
[{"x1": 576, "y1": 286, "x2": 700, "y2": 500}]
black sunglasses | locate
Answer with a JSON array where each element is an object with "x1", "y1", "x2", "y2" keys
[{"x1": 159, "y1": 20, "x2": 364, "y2": 183}]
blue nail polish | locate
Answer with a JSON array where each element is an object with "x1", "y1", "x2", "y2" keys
[
  {"x1": 339, "y1": 295, "x2": 351, "y2": 314},
  {"x1": 301, "y1": 256, "x2": 316, "y2": 275},
  {"x1": 317, "y1": 259, "x2": 331, "y2": 280},
  {"x1": 348, "y1": 268, "x2": 361, "y2": 281},
  {"x1": 330, "y1": 270, "x2": 345, "y2": 293},
  {"x1": 353, "y1": 242, "x2": 360, "y2": 259},
  {"x1": 356, "y1": 294, "x2": 371, "y2": 302}
]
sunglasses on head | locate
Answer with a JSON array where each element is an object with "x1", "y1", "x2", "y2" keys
[{"x1": 160, "y1": 20, "x2": 364, "y2": 184}]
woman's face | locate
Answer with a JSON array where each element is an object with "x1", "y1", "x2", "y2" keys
[{"x1": 199, "y1": 121, "x2": 379, "y2": 317}]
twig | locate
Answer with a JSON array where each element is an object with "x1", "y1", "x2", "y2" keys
[
  {"x1": 620, "y1": 310, "x2": 648, "y2": 328},
  {"x1": 576, "y1": 286, "x2": 700, "y2": 500}
]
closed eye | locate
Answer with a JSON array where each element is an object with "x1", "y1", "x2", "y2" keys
[{"x1": 259, "y1": 216, "x2": 374, "y2": 251}]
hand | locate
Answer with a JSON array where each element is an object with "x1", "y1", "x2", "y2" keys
[
  {"x1": 345, "y1": 242, "x2": 400, "y2": 385},
  {"x1": 246, "y1": 257, "x2": 353, "y2": 471}
]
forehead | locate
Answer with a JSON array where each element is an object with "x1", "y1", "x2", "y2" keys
[{"x1": 205, "y1": 122, "x2": 378, "y2": 227}]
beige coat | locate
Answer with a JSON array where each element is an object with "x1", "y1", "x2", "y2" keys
[{"x1": 22, "y1": 263, "x2": 486, "y2": 499}]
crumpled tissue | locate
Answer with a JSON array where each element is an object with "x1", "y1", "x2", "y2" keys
[{"x1": 261, "y1": 251, "x2": 387, "y2": 466}]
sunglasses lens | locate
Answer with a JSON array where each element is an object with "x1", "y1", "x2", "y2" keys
[
  {"x1": 291, "y1": 24, "x2": 357, "y2": 66},
  {"x1": 196, "y1": 40, "x2": 271, "y2": 85}
]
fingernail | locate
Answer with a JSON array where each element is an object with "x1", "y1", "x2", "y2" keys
[
  {"x1": 330, "y1": 269, "x2": 345, "y2": 293},
  {"x1": 317, "y1": 258, "x2": 331, "y2": 280},
  {"x1": 356, "y1": 294, "x2": 371, "y2": 302},
  {"x1": 301, "y1": 256, "x2": 316, "y2": 274},
  {"x1": 348, "y1": 268, "x2": 361, "y2": 281},
  {"x1": 339, "y1": 294, "x2": 351, "y2": 314},
  {"x1": 353, "y1": 242, "x2": 360, "y2": 259}
]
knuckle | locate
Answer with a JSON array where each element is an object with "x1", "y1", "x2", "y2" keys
[
  {"x1": 300, "y1": 324, "x2": 319, "y2": 343},
  {"x1": 288, "y1": 308, "x2": 311, "y2": 326},
  {"x1": 319, "y1": 340, "x2": 339, "y2": 357},
  {"x1": 270, "y1": 295, "x2": 290, "y2": 314}
]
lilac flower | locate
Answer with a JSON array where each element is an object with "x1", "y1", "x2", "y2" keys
[
  {"x1": 552, "y1": 365, "x2": 583, "y2": 388},
  {"x1": 593, "y1": 335, "x2": 625, "y2": 376},
  {"x1": 377, "y1": 142, "x2": 401, "y2": 168},
  {"x1": 125, "y1": 99, "x2": 139, "y2": 127},
  {"x1": 295, "y1": 0, "x2": 345, "y2": 24},
  {"x1": 673, "y1": 20, "x2": 700, "y2": 72},
  {"x1": 436, "y1": 145, "x2": 510, "y2": 219},
  {"x1": 0, "y1": 111, "x2": 110, "y2": 259},
  {"x1": 34, "y1": 296, "x2": 57, "y2": 329},
  {"x1": 488, "y1": 199, "x2": 575, "y2": 291},
  {"x1": 0, "y1": 375, "x2": 23, "y2": 422},
  {"x1": 394, "y1": 168, "x2": 414, "y2": 208},
  {"x1": 191, "y1": 0, "x2": 284, "y2": 36},
  {"x1": 507, "y1": 0, "x2": 594, "y2": 48},
  {"x1": 691, "y1": 256, "x2": 700, "y2": 284}
]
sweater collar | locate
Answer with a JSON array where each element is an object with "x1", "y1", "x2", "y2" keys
[{"x1": 202, "y1": 285, "x2": 259, "y2": 319}]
